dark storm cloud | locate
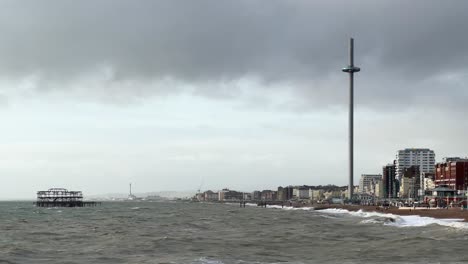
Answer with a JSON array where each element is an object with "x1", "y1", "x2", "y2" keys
[{"x1": 0, "y1": 0, "x2": 467, "y2": 109}]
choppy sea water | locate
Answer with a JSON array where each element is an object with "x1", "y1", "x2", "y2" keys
[{"x1": 1, "y1": 201, "x2": 467, "y2": 264}]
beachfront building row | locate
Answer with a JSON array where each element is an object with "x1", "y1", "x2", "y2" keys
[
  {"x1": 364, "y1": 148, "x2": 435, "y2": 199},
  {"x1": 197, "y1": 152, "x2": 466, "y2": 203},
  {"x1": 196, "y1": 189, "x2": 243, "y2": 202},
  {"x1": 358, "y1": 149, "x2": 468, "y2": 203},
  {"x1": 197, "y1": 188, "x2": 278, "y2": 202},
  {"x1": 264, "y1": 185, "x2": 348, "y2": 202},
  {"x1": 362, "y1": 162, "x2": 451, "y2": 200},
  {"x1": 196, "y1": 185, "x2": 351, "y2": 203}
]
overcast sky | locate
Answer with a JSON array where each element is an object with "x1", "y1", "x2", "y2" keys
[{"x1": 1, "y1": 0, "x2": 468, "y2": 199}]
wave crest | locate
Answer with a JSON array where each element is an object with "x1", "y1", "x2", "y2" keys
[{"x1": 319, "y1": 208, "x2": 468, "y2": 229}]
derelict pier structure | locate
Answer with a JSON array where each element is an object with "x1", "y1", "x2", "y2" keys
[{"x1": 34, "y1": 188, "x2": 101, "y2": 207}]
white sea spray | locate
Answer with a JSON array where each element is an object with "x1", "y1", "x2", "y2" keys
[{"x1": 319, "y1": 208, "x2": 468, "y2": 229}]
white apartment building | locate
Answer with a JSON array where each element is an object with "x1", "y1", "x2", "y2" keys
[
  {"x1": 375, "y1": 181, "x2": 384, "y2": 198},
  {"x1": 293, "y1": 187, "x2": 310, "y2": 199},
  {"x1": 358, "y1": 174, "x2": 382, "y2": 194},
  {"x1": 424, "y1": 177, "x2": 435, "y2": 191},
  {"x1": 399, "y1": 177, "x2": 416, "y2": 199},
  {"x1": 395, "y1": 148, "x2": 435, "y2": 180},
  {"x1": 309, "y1": 189, "x2": 324, "y2": 201}
]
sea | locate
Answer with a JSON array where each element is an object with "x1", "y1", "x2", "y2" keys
[{"x1": 1, "y1": 201, "x2": 467, "y2": 264}]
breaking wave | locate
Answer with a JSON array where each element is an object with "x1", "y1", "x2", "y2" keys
[
  {"x1": 318, "y1": 208, "x2": 468, "y2": 229},
  {"x1": 244, "y1": 203, "x2": 313, "y2": 211}
]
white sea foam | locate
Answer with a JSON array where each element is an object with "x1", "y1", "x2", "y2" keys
[
  {"x1": 319, "y1": 208, "x2": 468, "y2": 229},
  {"x1": 266, "y1": 204, "x2": 291, "y2": 210},
  {"x1": 194, "y1": 257, "x2": 306, "y2": 264},
  {"x1": 244, "y1": 203, "x2": 314, "y2": 211},
  {"x1": 266, "y1": 204, "x2": 314, "y2": 211},
  {"x1": 238, "y1": 203, "x2": 468, "y2": 229},
  {"x1": 194, "y1": 257, "x2": 224, "y2": 264}
]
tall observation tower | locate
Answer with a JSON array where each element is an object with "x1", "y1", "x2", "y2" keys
[{"x1": 342, "y1": 38, "x2": 360, "y2": 199}]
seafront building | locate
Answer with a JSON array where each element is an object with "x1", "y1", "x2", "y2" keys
[
  {"x1": 203, "y1": 190, "x2": 219, "y2": 201},
  {"x1": 310, "y1": 189, "x2": 324, "y2": 201},
  {"x1": 423, "y1": 173, "x2": 436, "y2": 191},
  {"x1": 421, "y1": 172, "x2": 435, "y2": 191},
  {"x1": 382, "y1": 162, "x2": 398, "y2": 198},
  {"x1": 423, "y1": 186, "x2": 463, "y2": 207},
  {"x1": 293, "y1": 186, "x2": 311, "y2": 199},
  {"x1": 400, "y1": 176, "x2": 416, "y2": 199},
  {"x1": 358, "y1": 174, "x2": 382, "y2": 194},
  {"x1": 435, "y1": 158, "x2": 468, "y2": 191},
  {"x1": 324, "y1": 190, "x2": 345, "y2": 200},
  {"x1": 395, "y1": 148, "x2": 435, "y2": 181},
  {"x1": 252, "y1": 191, "x2": 261, "y2": 200},
  {"x1": 374, "y1": 181, "x2": 384, "y2": 198},
  {"x1": 218, "y1": 189, "x2": 243, "y2": 201},
  {"x1": 277, "y1": 186, "x2": 294, "y2": 201},
  {"x1": 369, "y1": 178, "x2": 382, "y2": 196},
  {"x1": 399, "y1": 165, "x2": 421, "y2": 199},
  {"x1": 260, "y1": 190, "x2": 277, "y2": 201}
]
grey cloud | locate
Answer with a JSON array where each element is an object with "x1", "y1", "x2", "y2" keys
[{"x1": 0, "y1": 0, "x2": 468, "y2": 110}]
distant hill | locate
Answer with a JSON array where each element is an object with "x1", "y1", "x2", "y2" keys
[{"x1": 87, "y1": 190, "x2": 196, "y2": 200}]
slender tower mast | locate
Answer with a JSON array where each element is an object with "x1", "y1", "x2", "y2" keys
[
  {"x1": 129, "y1": 183, "x2": 132, "y2": 196},
  {"x1": 342, "y1": 38, "x2": 360, "y2": 199}
]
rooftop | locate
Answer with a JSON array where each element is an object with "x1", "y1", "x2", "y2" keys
[{"x1": 398, "y1": 148, "x2": 433, "y2": 152}]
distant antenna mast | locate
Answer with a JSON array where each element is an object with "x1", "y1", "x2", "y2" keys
[
  {"x1": 342, "y1": 38, "x2": 360, "y2": 200},
  {"x1": 129, "y1": 183, "x2": 132, "y2": 196}
]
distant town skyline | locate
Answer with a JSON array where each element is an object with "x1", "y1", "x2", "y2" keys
[{"x1": 1, "y1": 1, "x2": 468, "y2": 199}]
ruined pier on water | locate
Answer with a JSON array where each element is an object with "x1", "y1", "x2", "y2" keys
[{"x1": 34, "y1": 188, "x2": 101, "y2": 207}]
